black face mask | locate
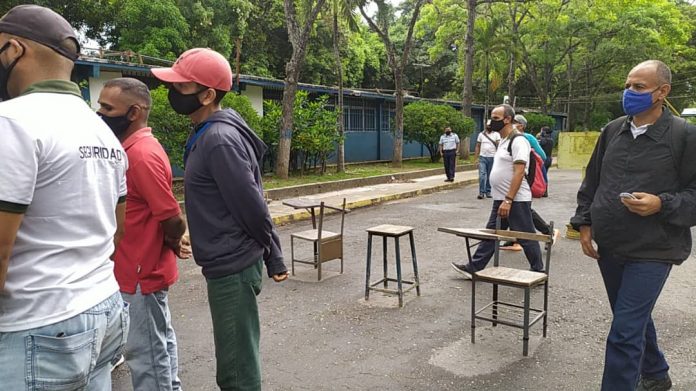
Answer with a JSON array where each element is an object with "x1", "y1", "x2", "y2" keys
[
  {"x1": 489, "y1": 118, "x2": 505, "y2": 132},
  {"x1": 0, "y1": 41, "x2": 24, "y2": 101},
  {"x1": 168, "y1": 87, "x2": 206, "y2": 115},
  {"x1": 98, "y1": 107, "x2": 133, "y2": 139},
  {"x1": 445, "y1": 131, "x2": 452, "y2": 135}
]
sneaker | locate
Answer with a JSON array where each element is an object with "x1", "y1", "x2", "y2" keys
[
  {"x1": 500, "y1": 243, "x2": 523, "y2": 251},
  {"x1": 485, "y1": 193, "x2": 492, "y2": 198},
  {"x1": 477, "y1": 194, "x2": 484, "y2": 199},
  {"x1": 636, "y1": 374, "x2": 672, "y2": 391},
  {"x1": 451, "y1": 262, "x2": 473, "y2": 279},
  {"x1": 111, "y1": 355, "x2": 125, "y2": 372}
]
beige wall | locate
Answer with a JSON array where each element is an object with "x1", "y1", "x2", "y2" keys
[
  {"x1": 241, "y1": 84, "x2": 264, "y2": 116},
  {"x1": 88, "y1": 71, "x2": 123, "y2": 110},
  {"x1": 557, "y1": 131, "x2": 601, "y2": 169}
]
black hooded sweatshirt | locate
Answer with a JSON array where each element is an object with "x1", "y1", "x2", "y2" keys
[{"x1": 184, "y1": 109, "x2": 286, "y2": 278}]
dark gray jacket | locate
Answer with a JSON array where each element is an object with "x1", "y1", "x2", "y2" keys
[
  {"x1": 184, "y1": 109, "x2": 286, "y2": 278},
  {"x1": 571, "y1": 109, "x2": 696, "y2": 263}
]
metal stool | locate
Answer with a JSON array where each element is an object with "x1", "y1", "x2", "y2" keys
[{"x1": 365, "y1": 224, "x2": 421, "y2": 307}]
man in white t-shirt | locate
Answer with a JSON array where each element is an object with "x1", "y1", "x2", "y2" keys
[
  {"x1": 474, "y1": 119, "x2": 500, "y2": 199},
  {"x1": 0, "y1": 6, "x2": 129, "y2": 389},
  {"x1": 438, "y1": 126, "x2": 460, "y2": 182},
  {"x1": 451, "y1": 104, "x2": 543, "y2": 277}
]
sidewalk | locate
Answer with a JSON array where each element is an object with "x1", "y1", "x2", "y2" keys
[{"x1": 268, "y1": 169, "x2": 479, "y2": 225}]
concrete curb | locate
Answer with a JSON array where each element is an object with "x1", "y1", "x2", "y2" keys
[{"x1": 271, "y1": 178, "x2": 478, "y2": 226}]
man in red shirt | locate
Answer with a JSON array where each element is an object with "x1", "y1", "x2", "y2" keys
[{"x1": 98, "y1": 77, "x2": 190, "y2": 391}]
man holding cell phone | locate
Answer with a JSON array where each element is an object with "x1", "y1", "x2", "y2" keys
[{"x1": 571, "y1": 60, "x2": 696, "y2": 391}]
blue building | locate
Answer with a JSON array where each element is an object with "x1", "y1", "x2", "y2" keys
[{"x1": 73, "y1": 55, "x2": 567, "y2": 163}]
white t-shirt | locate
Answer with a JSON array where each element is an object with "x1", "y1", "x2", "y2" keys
[
  {"x1": 439, "y1": 133, "x2": 460, "y2": 150},
  {"x1": 476, "y1": 131, "x2": 501, "y2": 157},
  {"x1": 490, "y1": 134, "x2": 532, "y2": 202},
  {"x1": 630, "y1": 121, "x2": 650, "y2": 139},
  {"x1": 0, "y1": 87, "x2": 126, "y2": 332}
]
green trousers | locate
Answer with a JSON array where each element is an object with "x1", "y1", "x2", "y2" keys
[{"x1": 206, "y1": 260, "x2": 263, "y2": 391}]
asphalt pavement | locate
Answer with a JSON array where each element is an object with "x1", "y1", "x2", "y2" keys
[{"x1": 112, "y1": 169, "x2": 696, "y2": 391}]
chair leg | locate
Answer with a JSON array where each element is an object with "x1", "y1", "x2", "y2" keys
[
  {"x1": 523, "y1": 287, "x2": 531, "y2": 356},
  {"x1": 290, "y1": 236, "x2": 295, "y2": 276},
  {"x1": 492, "y1": 284, "x2": 499, "y2": 327},
  {"x1": 317, "y1": 241, "x2": 322, "y2": 281},
  {"x1": 471, "y1": 278, "x2": 476, "y2": 344},
  {"x1": 382, "y1": 236, "x2": 388, "y2": 288},
  {"x1": 365, "y1": 234, "x2": 373, "y2": 301},
  {"x1": 340, "y1": 238, "x2": 344, "y2": 275},
  {"x1": 409, "y1": 232, "x2": 420, "y2": 296},
  {"x1": 543, "y1": 281, "x2": 549, "y2": 338},
  {"x1": 394, "y1": 236, "x2": 403, "y2": 308}
]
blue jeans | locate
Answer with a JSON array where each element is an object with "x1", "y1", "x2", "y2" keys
[
  {"x1": 597, "y1": 253, "x2": 672, "y2": 391},
  {"x1": 478, "y1": 156, "x2": 494, "y2": 195},
  {"x1": 469, "y1": 200, "x2": 543, "y2": 272},
  {"x1": 121, "y1": 286, "x2": 181, "y2": 391},
  {"x1": 0, "y1": 291, "x2": 129, "y2": 390}
]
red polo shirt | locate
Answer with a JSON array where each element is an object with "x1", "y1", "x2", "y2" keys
[{"x1": 114, "y1": 127, "x2": 181, "y2": 294}]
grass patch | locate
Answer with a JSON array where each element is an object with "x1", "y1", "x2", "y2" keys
[
  {"x1": 262, "y1": 157, "x2": 473, "y2": 189},
  {"x1": 173, "y1": 157, "x2": 473, "y2": 200}
]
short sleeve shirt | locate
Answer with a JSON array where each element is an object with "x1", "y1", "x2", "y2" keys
[
  {"x1": 476, "y1": 131, "x2": 501, "y2": 157},
  {"x1": 490, "y1": 134, "x2": 532, "y2": 201},
  {"x1": 114, "y1": 128, "x2": 181, "y2": 295},
  {"x1": 439, "y1": 133, "x2": 460, "y2": 150},
  {"x1": 0, "y1": 81, "x2": 126, "y2": 332}
]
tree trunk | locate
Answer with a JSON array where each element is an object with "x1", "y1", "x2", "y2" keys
[
  {"x1": 333, "y1": 11, "x2": 346, "y2": 173},
  {"x1": 276, "y1": 62, "x2": 300, "y2": 179},
  {"x1": 507, "y1": 54, "x2": 515, "y2": 105},
  {"x1": 566, "y1": 53, "x2": 572, "y2": 131},
  {"x1": 234, "y1": 37, "x2": 242, "y2": 90},
  {"x1": 393, "y1": 71, "x2": 404, "y2": 167},
  {"x1": 461, "y1": 0, "x2": 476, "y2": 117},
  {"x1": 484, "y1": 54, "x2": 490, "y2": 121}
]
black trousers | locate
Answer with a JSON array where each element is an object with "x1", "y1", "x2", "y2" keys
[{"x1": 443, "y1": 149, "x2": 457, "y2": 179}]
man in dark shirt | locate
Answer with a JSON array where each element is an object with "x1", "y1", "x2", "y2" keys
[
  {"x1": 571, "y1": 60, "x2": 696, "y2": 391},
  {"x1": 537, "y1": 126, "x2": 554, "y2": 171},
  {"x1": 153, "y1": 48, "x2": 288, "y2": 391}
]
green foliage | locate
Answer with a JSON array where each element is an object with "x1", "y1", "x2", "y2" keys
[
  {"x1": 149, "y1": 86, "x2": 190, "y2": 168},
  {"x1": 112, "y1": 0, "x2": 190, "y2": 59},
  {"x1": 261, "y1": 92, "x2": 339, "y2": 173},
  {"x1": 523, "y1": 113, "x2": 555, "y2": 134},
  {"x1": 403, "y1": 101, "x2": 474, "y2": 162}
]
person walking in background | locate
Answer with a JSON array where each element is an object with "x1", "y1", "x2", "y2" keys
[
  {"x1": 438, "y1": 126, "x2": 460, "y2": 182},
  {"x1": 98, "y1": 77, "x2": 190, "y2": 391},
  {"x1": 572, "y1": 60, "x2": 696, "y2": 391},
  {"x1": 474, "y1": 119, "x2": 500, "y2": 199},
  {"x1": 152, "y1": 48, "x2": 289, "y2": 391},
  {"x1": 0, "y1": 5, "x2": 129, "y2": 388},
  {"x1": 538, "y1": 126, "x2": 555, "y2": 197},
  {"x1": 451, "y1": 104, "x2": 543, "y2": 278}
]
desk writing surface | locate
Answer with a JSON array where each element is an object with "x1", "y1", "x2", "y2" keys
[{"x1": 282, "y1": 198, "x2": 322, "y2": 209}]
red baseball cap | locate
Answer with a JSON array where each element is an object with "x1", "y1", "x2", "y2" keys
[{"x1": 152, "y1": 48, "x2": 232, "y2": 91}]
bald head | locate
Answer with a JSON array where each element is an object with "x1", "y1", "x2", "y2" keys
[{"x1": 631, "y1": 60, "x2": 672, "y2": 86}]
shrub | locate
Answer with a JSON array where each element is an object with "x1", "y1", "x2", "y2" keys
[
  {"x1": 404, "y1": 101, "x2": 475, "y2": 162},
  {"x1": 523, "y1": 112, "x2": 555, "y2": 134}
]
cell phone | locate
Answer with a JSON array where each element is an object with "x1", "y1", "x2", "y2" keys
[{"x1": 619, "y1": 192, "x2": 637, "y2": 200}]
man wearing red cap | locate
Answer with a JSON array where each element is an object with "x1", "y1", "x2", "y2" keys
[
  {"x1": 0, "y1": 5, "x2": 129, "y2": 389},
  {"x1": 153, "y1": 48, "x2": 288, "y2": 390}
]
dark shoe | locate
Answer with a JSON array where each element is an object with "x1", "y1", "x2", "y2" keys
[
  {"x1": 485, "y1": 193, "x2": 492, "y2": 198},
  {"x1": 542, "y1": 191, "x2": 548, "y2": 197},
  {"x1": 477, "y1": 194, "x2": 484, "y2": 199},
  {"x1": 636, "y1": 374, "x2": 672, "y2": 391},
  {"x1": 451, "y1": 262, "x2": 473, "y2": 279}
]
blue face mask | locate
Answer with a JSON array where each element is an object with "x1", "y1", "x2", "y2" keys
[{"x1": 622, "y1": 88, "x2": 659, "y2": 116}]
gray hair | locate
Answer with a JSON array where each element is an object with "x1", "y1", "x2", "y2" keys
[{"x1": 103, "y1": 77, "x2": 152, "y2": 108}]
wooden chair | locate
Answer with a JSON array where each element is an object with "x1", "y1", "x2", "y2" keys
[
  {"x1": 290, "y1": 199, "x2": 347, "y2": 280},
  {"x1": 438, "y1": 219, "x2": 554, "y2": 356}
]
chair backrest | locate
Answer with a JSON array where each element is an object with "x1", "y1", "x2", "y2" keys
[{"x1": 316, "y1": 198, "x2": 348, "y2": 240}]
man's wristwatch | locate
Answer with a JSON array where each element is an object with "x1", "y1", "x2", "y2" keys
[
  {"x1": 504, "y1": 196, "x2": 514, "y2": 204},
  {"x1": 503, "y1": 200, "x2": 512, "y2": 205}
]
